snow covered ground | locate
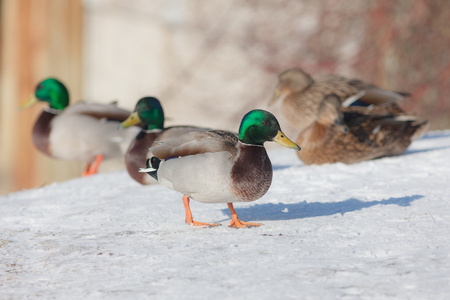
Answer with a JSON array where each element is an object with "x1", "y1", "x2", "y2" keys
[{"x1": 1, "y1": 131, "x2": 450, "y2": 299}]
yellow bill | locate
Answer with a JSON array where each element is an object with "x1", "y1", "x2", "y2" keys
[
  {"x1": 273, "y1": 130, "x2": 301, "y2": 151},
  {"x1": 120, "y1": 111, "x2": 141, "y2": 129},
  {"x1": 18, "y1": 95, "x2": 39, "y2": 111}
]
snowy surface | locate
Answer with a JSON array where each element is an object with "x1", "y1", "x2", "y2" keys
[{"x1": 1, "y1": 131, "x2": 450, "y2": 299}]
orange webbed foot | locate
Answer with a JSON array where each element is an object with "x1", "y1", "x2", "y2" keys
[
  {"x1": 227, "y1": 203, "x2": 261, "y2": 228},
  {"x1": 187, "y1": 220, "x2": 220, "y2": 228},
  {"x1": 183, "y1": 195, "x2": 219, "y2": 228},
  {"x1": 229, "y1": 218, "x2": 261, "y2": 228}
]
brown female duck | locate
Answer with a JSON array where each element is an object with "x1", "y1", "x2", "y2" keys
[
  {"x1": 295, "y1": 94, "x2": 428, "y2": 165},
  {"x1": 270, "y1": 67, "x2": 408, "y2": 132}
]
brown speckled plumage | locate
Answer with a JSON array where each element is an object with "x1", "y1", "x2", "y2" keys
[
  {"x1": 296, "y1": 95, "x2": 429, "y2": 165},
  {"x1": 271, "y1": 68, "x2": 407, "y2": 132}
]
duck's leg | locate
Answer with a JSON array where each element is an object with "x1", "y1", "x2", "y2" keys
[
  {"x1": 183, "y1": 195, "x2": 219, "y2": 227},
  {"x1": 228, "y1": 203, "x2": 261, "y2": 228},
  {"x1": 82, "y1": 162, "x2": 92, "y2": 177},
  {"x1": 82, "y1": 155, "x2": 104, "y2": 177}
]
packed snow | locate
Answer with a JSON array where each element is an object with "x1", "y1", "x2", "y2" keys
[{"x1": 1, "y1": 131, "x2": 450, "y2": 299}]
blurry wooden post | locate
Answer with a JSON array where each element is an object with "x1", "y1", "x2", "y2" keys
[{"x1": 0, "y1": 0, "x2": 83, "y2": 194}]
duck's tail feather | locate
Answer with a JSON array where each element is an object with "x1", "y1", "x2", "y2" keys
[
  {"x1": 139, "y1": 157, "x2": 161, "y2": 180},
  {"x1": 411, "y1": 119, "x2": 430, "y2": 140},
  {"x1": 390, "y1": 115, "x2": 430, "y2": 140}
]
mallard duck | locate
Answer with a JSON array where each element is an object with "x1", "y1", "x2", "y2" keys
[
  {"x1": 20, "y1": 78, "x2": 140, "y2": 176},
  {"x1": 270, "y1": 67, "x2": 408, "y2": 132},
  {"x1": 140, "y1": 109, "x2": 301, "y2": 228},
  {"x1": 119, "y1": 97, "x2": 209, "y2": 184},
  {"x1": 295, "y1": 94, "x2": 429, "y2": 165}
]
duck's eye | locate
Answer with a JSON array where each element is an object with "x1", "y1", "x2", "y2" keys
[
  {"x1": 37, "y1": 84, "x2": 44, "y2": 90},
  {"x1": 262, "y1": 121, "x2": 269, "y2": 126}
]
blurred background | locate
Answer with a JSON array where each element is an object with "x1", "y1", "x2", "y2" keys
[{"x1": 1, "y1": 0, "x2": 449, "y2": 195}]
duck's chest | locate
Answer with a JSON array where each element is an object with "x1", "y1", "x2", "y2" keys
[
  {"x1": 32, "y1": 110, "x2": 57, "y2": 156},
  {"x1": 126, "y1": 131, "x2": 159, "y2": 184},
  {"x1": 230, "y1": 145, "x2": 273, "y2": 202},
  {"x1": 127, "y1": 131, "x2": 159, "y2": 162}
]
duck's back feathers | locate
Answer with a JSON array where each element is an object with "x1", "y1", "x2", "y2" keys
[
  {"x1": 150, "y1": 130, "x2": 239, "y2": 159},
  {"x1": 64, "y1": 101, "x2": 132, "y2": 122},
  {"x1": 157, "y1": 126, "x2": 210, "y2": 140},
  {"x1": 316, "y1": 75, "x2": 408, "y2": 105}
]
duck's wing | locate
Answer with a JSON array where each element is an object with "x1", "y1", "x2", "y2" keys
[
  {"x1": 317, "y1": 75, "x2": 409, "y2": 106},
  {"x1": 346, "y1": 79, "x2": 409, "y2": 105},
  {"x1": 150, "y1": 130, "x2": 239, "y2": 159},
  {"x1": 343, "y1": 108, "x2": 428, "y2": 146},
  {"x1": 64, "y1": 102, "x2": 132, "y2": 122},
  {"x1": 157, "y1": 126, "x2": 210, "y2": 140}
]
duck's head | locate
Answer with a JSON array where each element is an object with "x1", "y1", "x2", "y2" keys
[
  {"x1": 120, "y1": 97, "x2": 164, "y2": 130},
  {"x1": 317, "y1": 94, "x2": 348, "y2": 133},
  {"x1": 269, "y1": 68, "x2": 313, "y2": 105},
  {"x1": 20, "y1": 78, "x2": 69, "y2": 111},
  {"x1": 239, "y1": 109, "x2": 301, "y2": 150}
]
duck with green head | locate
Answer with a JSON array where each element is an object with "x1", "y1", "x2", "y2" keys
[
  {"x1": 140, "y1": 109, "x2": 301, "y2": 228},
  {"x1": 120, "y1": 97, "x2": 209, "y2": 184},
  {"x1": 20, "y1": 78, "x2": 140, "y2": 176}
]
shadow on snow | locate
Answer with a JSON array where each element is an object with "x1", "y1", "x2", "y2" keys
[
  {"x1": 419, "y1": 131, "x2": 450, "y2": 140},
  {"x1": 271, "y1": 164, "x2": 301, "y2": 171},
  {"x1": 404, "y1": 131, "x2": 450, "y2": 155},
  {"x1": 222, "y1": 195, "x2": 423, "y2": 221},
  {"x1": 404, "y1": 145, "x2": 450, "y2": 156}
]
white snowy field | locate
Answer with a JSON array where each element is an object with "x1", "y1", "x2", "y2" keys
[{"x1": 1, "y1": 131, "x2": 450, "y2": 299}]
